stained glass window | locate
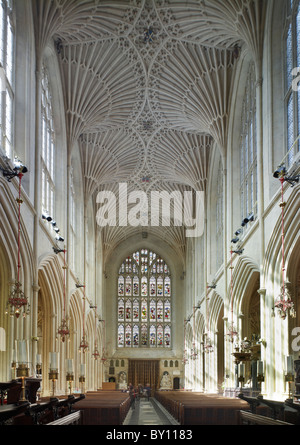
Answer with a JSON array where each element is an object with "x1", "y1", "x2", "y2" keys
[{"x1": 117, "y1": 249, "x2": 172, "y2": 348}]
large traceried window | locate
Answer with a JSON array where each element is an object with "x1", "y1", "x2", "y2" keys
[
  {"x1": 69, "y1": 166, "x2": 76, "y2": 270},
  {"x1": 0, "y1": 0, "x2": 14, "y2": 159},
  {"x1": 285, "y1": 0, "x2": 300, "y2": 166},
  {"x1": 240, "y1": 62, "x2": 257, "y2": 222},
  {"x1": 216, "y1": 158, "x2": 224, "y2": 270},
  {"x1": 41, "y1": 64, "x2": 55, "y2": 218},
  {"x1": 118, "y1": 249, "x2": 171, "y2": 349}
]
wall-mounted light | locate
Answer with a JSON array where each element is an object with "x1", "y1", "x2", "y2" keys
[
  {"x1": 42, "y1": 212, "x2": 52, "y2": 222},
  {"x1": 241, "y1": 213, "x2": 254, "y2": 227},
  {"x1": 232, "y1": 248, "x2": 244, "y2": 256},
  {"x1": 273, "y1": 164, "x2": 300, "y2": 187},
  {"x1": 0, "y1": 157, "x2": 28, "y2": 182}
]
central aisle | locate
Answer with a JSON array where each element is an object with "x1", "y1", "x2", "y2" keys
[{"x1": 123, "y1": 397, "x2": 179, "y2": 426}]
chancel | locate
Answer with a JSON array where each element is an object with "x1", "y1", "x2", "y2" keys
[{"x1": 0, "y1": 0, "x2": 300, "y2": 427}]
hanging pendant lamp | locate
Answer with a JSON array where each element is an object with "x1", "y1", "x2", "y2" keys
[
  {"x1": 226, "y1": 250, "x2": 238, "y2": 342},
  {"x1": 57, "y1": 247, "x2": 70, "y2": 342},
  {"x1": 5, "y1": 164, "x2": 30, "y2": 318},
  {"x1": 274, "y1": 176, "x2": 296, "y2": 319}
]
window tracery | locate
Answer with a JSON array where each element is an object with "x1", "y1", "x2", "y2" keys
[
  {"x1": 240, "y1": 62, "x2": 257, "y2": 221},
  {"x1": 41, "y1": 64, "x2": 55, "y2": 219},
  {"x1": 0, "y1": 0, "x2": 15, "y2": 160},
  {"x1": 284, "y1": 0, "x2": 300, "y2": 166},
  {"x1": 117, "y1": 248, "x2": 171, "y2": 349}
]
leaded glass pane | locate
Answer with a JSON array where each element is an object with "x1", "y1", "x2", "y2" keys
[
  {"x1": 125, "y1": 325, "x2": 131, "y2": 346},
  {"x1": 240, "y1": 63, "x2": 257, "y2": 221},
  {"x1": 133, "y1": 325, "x2": 139, "y2": 347},
  {"x1": 118, "y1": 276, "x2": 124, "y2": 296},
  {"x1": 150, "y1": 276, "x2": 156, "y2": 296},
  {"x1": 164, "y1": 277, "x2": 171, "y2": 296},
  {"x1": 157, "y1": 326, "x2": 163, "y2": 346},
  {"x1": 133, "y1": 276, "x2": 139, "y2": 296},
  {"x1": 297, "y1": 5, "x2": 300, "y2": 67},
  {"x1": 165, "y1": 326, "x2": 171, "y2": 347},
  {"x1": 157, "y1": 277, "x2": 163, "y2": 296},
  {"x1": 141, "y1": 300, "x2": 147, "y2": 321},
  {"x1": 125, "y1": 300, "x2": 131, "y2": 321},
  {"x1": 286, "y1": 24, "x2": 293, "y2": 87},
  {"x1": 150, "y1": 300, "x2": 156, "y2": 321},
  {"x1": 141, "y1": 324, "x2": 147, "y2": 346},
  {"x1": 157, "y1": 300, "x2": 163, "y2": 321},
  {"x1": 118, "y1": 299, "x2": 124, "y2": 321},
  {"x1": 141, "y1": 276, "x2": 147, "y2": 296},
  {"x1": 118, "y1": 324, "x2": 124, "y2": 347},
  {"x1": 125, "y1": 276, "x2": 132, "y2": 296},
  {"x1": 164, "y1": 301, "x2": 171, "y2": 321},
  {"x1": 150, "y1": 326, "x2": 156, "y2": 346},
  {"x1": 133, "y1": 300, "x2": 139, "y2": 321}
]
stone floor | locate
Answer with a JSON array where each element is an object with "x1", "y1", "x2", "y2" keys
[{"x1": 123, "y1": 397, "x2": 179, "y2": 426}]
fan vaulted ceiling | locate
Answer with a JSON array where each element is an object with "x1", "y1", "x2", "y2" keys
[{"x1": 32, "y1": 0, "x2": 266, "y2": 259}]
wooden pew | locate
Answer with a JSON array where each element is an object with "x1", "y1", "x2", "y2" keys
[
  {"x1": 239, "y1": 410, "x2": 294, "y2": 425},
  {"x1": 238, "y1": 393, "x2": 286, "y2": 421},
  {"x1": 73, "y1": 391, "x2": 131, "y2": 425},
  {"x1": 13, "y1": 399, "x2": 58, "y2": 425},
  {"x1": 155, "y1": 391, "x2": 250, "y2": 425},
  {"x1": 51, "y1": 394, "x2": 86, "y2": 419},
  {"x1": 0, "y1": 402, "x2": 30, "y2": 425},
  {"x1": 47, "y1": 411, "x2": 82, "y2": 425},
  {"x1": 12, "y1": 394, "x2": 86, "y2": 425}
]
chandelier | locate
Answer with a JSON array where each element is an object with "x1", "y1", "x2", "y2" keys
[
  {"x1": 274, "y1": 174, "x2": 296, "y2": 320},
  {"x1": 226, "y1": 320, "x2": 239, "y2": 343},
  {"x1": 57, "y1": 247, "x2": 70, "y2": 342},
  {"x1": 226, "y1": 250, "x2": 238, "y2": 342},
  {"x1": 274, "y1": 284, "x2": 296, "y2": 320},
  {"x1": 182, "y1": 322, "x2": 189, "y2": 365},
  {"x1": 77, "y1": 282, "x2": 89, "y2": 353},
  {"x1": 190, "y1": 305, "x2": 200, "y2": 360},
  {"x1": 190, "y1": 343, "x2": 198, "y2": 360},
  {"x1": 203, "y1": 337, "x2": 214, "y2": 354},
  {"x1": 98, "y1": 319, "x2": 107, "y2": 363},
  {"x1": 92, "y1": 306, "x2": 100, "y2": 360},
  {"x1": 182, "y1": 351, "x2": 189, "y2": 366},
  {"x1": 5, "y1": 162, "x2": 30, "y2": 318},
  {"x1": 204, "y1": 283, "x2": 215, "y2": 354}
]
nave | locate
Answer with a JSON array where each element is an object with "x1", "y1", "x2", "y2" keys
[
  {"x1": 0, "y1": 0, "x2": 300, "y2": 423},
  {"x1": 123, "y1": 397, "x2": 178, "y2": 426}
]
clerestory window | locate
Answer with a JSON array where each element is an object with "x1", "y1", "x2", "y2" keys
[
  {"x1": 0, "y1": 0, "x2": 14, "y2": 160},
  {"x1": 284, "y1": 0, "x2": 300, "y2": 166}
]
